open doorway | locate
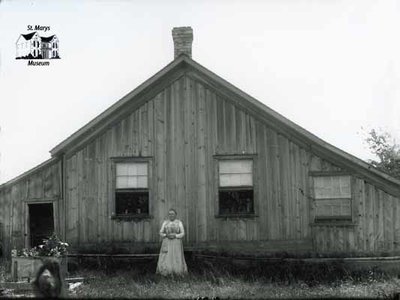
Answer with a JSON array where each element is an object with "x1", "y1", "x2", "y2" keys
[{"x1": 28, "y1": 203, "x2": 54, "y2": 247}]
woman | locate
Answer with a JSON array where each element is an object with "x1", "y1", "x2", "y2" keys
[
  {"x1": 32, "y1": 259, "x2": 66, "y2": 298},
  {"x1": 156, "y1": 208, "x2": 188, "y2": 276}
]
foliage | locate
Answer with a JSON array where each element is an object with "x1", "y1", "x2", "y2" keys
[
  {"x1": 364, "y1": 128, "x2": 400, "y2": 179},
  {"x1": 17, "y1": 233, "x2": 69, "y2": 258}
]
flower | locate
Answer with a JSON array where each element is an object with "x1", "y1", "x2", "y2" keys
[{"x1": 16, "y1": 233, "x2": 69, "y2": 257}]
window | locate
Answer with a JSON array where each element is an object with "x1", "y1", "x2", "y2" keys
[
  {"x1": 218, "y1": 158, "x2": 254, "y2": 216},
  {"x1": 313, "y1": 175, "x2": 352, "y2": 221},
  {"x1": 115, "y1": 161, "x2": 149, "y2": 216}
]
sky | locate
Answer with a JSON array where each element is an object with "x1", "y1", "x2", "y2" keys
[{"x1": 0, "y1": 0, "x2": 400, "y2": 184}]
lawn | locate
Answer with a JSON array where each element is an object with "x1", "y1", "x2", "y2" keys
[
  {"x1": 69, "y1": 259, "x2": 400, "y2": 299},
  {"x1": 2, "y1": 258, "x2": 400, "y2": 299},
  {"x1": 71, "y1": 270, "x2": 400, "y2": 299}
]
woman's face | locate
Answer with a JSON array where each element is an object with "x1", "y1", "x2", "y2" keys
[{"x1": 168, "y1": 210, "x2": 176, "y2": 221}]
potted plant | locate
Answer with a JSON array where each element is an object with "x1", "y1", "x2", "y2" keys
[{"x1": 11, "y1": 233, "x2": 69, "y2": 282}]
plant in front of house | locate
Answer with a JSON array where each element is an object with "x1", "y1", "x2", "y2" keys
[{"x1": 16, "y1": 233, "x2": 69, "y2": 258}]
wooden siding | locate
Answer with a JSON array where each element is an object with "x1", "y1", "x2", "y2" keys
[
  {"x1": 0, "y1": 160, "x2": 61, "y2": 257},
  {"x1": 61, "y1": 74, "x2": 400, "y2": 254},
  {"x1": 1, "y1": 72, "x2": 400, "y2": 256}
]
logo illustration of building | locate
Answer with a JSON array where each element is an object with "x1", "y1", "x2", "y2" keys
[{"x1": 16, "y1": 31, "x2": 60, "y2": 59}]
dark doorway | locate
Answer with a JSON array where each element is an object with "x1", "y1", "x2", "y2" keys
[{"x1": 29, "y1": 203, "x2": 54, "y2": 248}]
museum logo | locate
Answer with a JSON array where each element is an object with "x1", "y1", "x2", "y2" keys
[{"x1": 16, "y1": 25, "x2": 60, "y2": 66}]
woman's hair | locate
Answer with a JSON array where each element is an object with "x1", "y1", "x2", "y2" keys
[
  {"x1": 32, "y1": 259, "x2": 64, "y2": 298},
  {"x1": 168, "y1": 208, "x2": 177, "y2": 215}
]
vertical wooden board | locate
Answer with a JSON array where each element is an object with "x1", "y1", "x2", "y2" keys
[
  {"x1": 366, "y1": 184, "x2": 374, "y2": 252},
  {"x1": 164, "y1": 84, "x2": 172, "y2": 213},
  {"x1": 89, "y1": 142, "x2": 98, "y2": 243},
  {"x1": 372, "y1": 186, "x2": 379, "y2": 252},
  {"x1": 356, "y1": 178, "x2": 365, "y2": 251},
  {"x1": 140, "y1": 103, "x2": 149, "y2": 156},
  {"x1": 288, "y1": 141, "x2": 298, "y2": 239},
  {"x1": 155, "y1": 91, "x2": 167, "y2": 232},
  {"x1": 256, "y1": 123, "x2": 268, "y2": 240},
  {"x1": 238, "y1": 219, "x2": 246, "y2": 240},
  {"x1": 189, "y1": 79, "x2": 198, "y2": 242},
  {"x1": 147, "y1": 98, "x2": 155, "y2": 157},
  {"x1": 224, "y1": 101, "x2": 236, "y2": 152},
  {"x1": 293, "y1": 143, "x2": 303, "y2": 239},
  {"x1": 248, "y1": 114, "x2": 257, "y2": 154},
  {"x1": 77, "y1": 149, "x2": 86, "y2": 244},
  {"x1": 216, "y1": 96, "x2": 226, "y2": 154},
  {"x1": 43, "y1": 166, "x2": 52, "y2": 198},
  {"x1": 177, "y1": 78, "x2": 187, "y2": 242},
  {"x1": 278, "y1": 134, "x2": 289, "y2": 239},
  {"x1": 196, "y1": 82, "x2": 207, "y2": 242},
  {"x1": 394, "y1": 196, "x2": 400, "y2": 251},
  {"x1": 95, "y1": 137, "x2": 103, "y2": 242},
  {"x1": 122, "y1": 221, "x2": 132, "y2": 242},
  {"x1": 377, "y1": 189, "x2": 384, "y2": 251},
  {"x1": 108, "y1": 127, "x2": 116, "y2": 242},
  {"x1": 133, "y1": 110, "x2": 140, "y2": 156},
  {"x1": 383, "y1": 192, "x2": 393, "y2": 251},
  {"x1": 235, "y1": 108, "x2": 245, "y2": 153},
  {"x1": 309, "y1": 155, "x2": 322, "y2": 172},
  {"x1": 205, "y1": 88, "x2": 217, "y2": 241},
  {"x1": 266, "y1": 128, "x2": 281, "y2": 239},
  {"x1": 67, "y1": 155, "x2": 79, "y2": 244},
  {"x1": 300, "y1": 148, "x2": 310, "y2": 238}
]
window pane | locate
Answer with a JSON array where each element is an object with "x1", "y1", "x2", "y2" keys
[
  {"x1": 220, "y1": 173, "x2": 253, "y2": 187},
  {"x1": 137, "y1": 176, "x2": 148, "y2": 188},
  {"x1": 315, "y1": 198, "x2": 351, "y2": 217},
  {"x1": 136, "y1": 163, "x2": 148, "y2": 175},
  {"x1": 219, "y1": 160, "x2": 252, "y2": 174},
  {"x1": 116, "y1": 163, "x2": 128, "y2": 176},
  {"x1": 116, "y1": 162, "x2": 148, "y2": 188},
  {"x1": 127, "y1": 176, "x2": 138, "y2": 188},
  {"x1": 219, "y1": 189, "x2": 254, "y2": 215},
  {"x1": 116, "y1": 176, "x2": 129, "y2": 189},
  {"x1": 314, "y1": 175, "x2": 351, "y2": 199},
  {"x1": 115, "y1": 191, "x2": 149, "y2": 215},
  {"x1": 219, "y1": 159, "x2": 253, "y2": 187}
]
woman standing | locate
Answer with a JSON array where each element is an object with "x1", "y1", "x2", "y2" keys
[{"x1": 156, "y1": 209, "x2": 188, "y2": 276}]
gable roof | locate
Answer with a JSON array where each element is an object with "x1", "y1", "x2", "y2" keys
[
  {"x1": 47, "y1": 54, "x2": 400, "y2": 195},
  {"x1": 21, "y1": 32, "x2": 37, "y2": 40},
  {"x1": 41, "y1": 35, "x2": 56, "y2": 42}
]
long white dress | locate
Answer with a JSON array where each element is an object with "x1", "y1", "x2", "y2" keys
[{"x1": 156, "y1": 219, "x2": 188, "y2": 276}]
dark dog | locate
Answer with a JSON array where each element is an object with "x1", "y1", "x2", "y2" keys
[{"x1": 32, "y1": 259, "x2": 66, "y2": 298}]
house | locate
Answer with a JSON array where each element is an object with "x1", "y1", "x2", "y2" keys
[
  {"x1": 16, "y1": 32, "x2": 41, "y2": 59},
  {"x1": 41, "y1": 35, "x2": 59, "y2": 59},
  {"x1": 2, "y1": 27, "x2": 400, "y2": 258},
  {"x1": 15, "y1": 32, "x2": 59, "y2": 59}
]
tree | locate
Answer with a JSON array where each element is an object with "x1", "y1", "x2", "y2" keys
[{"x1": 364, "y1": 128, "x2": 400, "y2": 180}]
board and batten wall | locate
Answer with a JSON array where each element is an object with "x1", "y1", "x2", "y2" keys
[
  {"x1": 0, "y1": 159, "x2": 62, "y2": 257},
  {"x1": 61, "y1": 74, "x2": 400, "y2": 254},
  {"x1": 0, "y1": 73, "x2": 399, "y2": 256}
]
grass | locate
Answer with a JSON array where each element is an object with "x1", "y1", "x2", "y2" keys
[
  {"x1": 71, "y1": 269, "x2": 400, "y2": 299},
  {"x1": 2, "y1": 257, "x2": 400, "y2": 299},
  {"x1": 69, "y1": 259, "x2": 400, "y2": 299}
]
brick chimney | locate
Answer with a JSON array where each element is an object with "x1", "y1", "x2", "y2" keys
[{"x1": 172, "y1": 27, "x2": 193, "y2": 59}]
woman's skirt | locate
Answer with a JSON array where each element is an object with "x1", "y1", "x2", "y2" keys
[{"x1": 156, "y1": 238, "x2": 188, "y2": 276}]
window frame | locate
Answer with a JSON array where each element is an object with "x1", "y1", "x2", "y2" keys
[
  {"x1": 214, "y1": 155, "x2": 258, "y2": 218},
  {"x1": 110, "y1": 157, "x2": 153, "y2": 221},
  {"x1": 310, "y1": 171, "x2": 355, "y2": 224}
]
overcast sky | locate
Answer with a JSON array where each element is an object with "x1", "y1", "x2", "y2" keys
[{"x1": 0, "y1": 0, "x2": 399, "y2": 184}]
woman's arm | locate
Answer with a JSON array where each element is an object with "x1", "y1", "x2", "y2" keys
[
  {"x1": 175, "y1": 221, "x2": 185, "y2": 239},
  {"x1": 159, "y1": 221, "x2": 167, "y2": 238}
]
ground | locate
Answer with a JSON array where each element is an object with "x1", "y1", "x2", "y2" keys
[
  {"x1": 2, "y1": 259, "x2": 400, "y2": 298},
  {"x1": 70, "y1": 270, "x2": 400, "y2": 299}
]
